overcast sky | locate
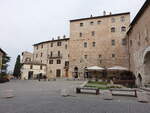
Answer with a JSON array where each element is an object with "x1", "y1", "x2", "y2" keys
[{"x1": 0, "y1": 0, "x2": 146, "y2": 71}]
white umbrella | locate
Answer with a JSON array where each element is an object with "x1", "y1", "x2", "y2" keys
[
  {"x1": 107, "y1": 66, "x2": 128, "y2": 71},
  {"x1": 86, "y1": 66, "x2": 105, "y2": 71}
]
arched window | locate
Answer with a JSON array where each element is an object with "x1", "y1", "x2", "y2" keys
[
  {"x1": 93, "y1": 42, "x2": 96, "y2": 47},
  {"x1": 25, "y1": 58, "x2": 31, "y2": 62},
  {"x1": 97, "y1": 20, "x2": 101, "y2": 24},
  {"x1": 111, "y1": 27, "x2": 115, "y2": 32},
  {"x1": 74, "y1": 67, "x2": 78, "y2": 72},
  {"x1": 121, "y1": 26, "x2": 126, "y2": 32}
]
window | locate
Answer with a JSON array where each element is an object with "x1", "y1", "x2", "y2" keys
[
  {"x1": 121, "y1": 16, "x2": 125, "y2": 22},
  {"x1": 25, "y1": 58, "x2": 31, "y2": 62},
  {"x1": 57, "y1": 60, "x2": 61, "y2": 64},
  {"x1": 41, "y1": 53, "x2": 43, "y2": 57},
  {"x1": 99, "y1": 54, "x2": 102, "y2": 58},
  {"x1": 80, "y1": 32, "x2": 82, "y2": 37},
  {"x1": 122, "y1": 39, "x2": 127, "y2": 46},
  {"x1": 92, "y1": 31, "x2": 95, "y2": 36},
  {"x1": 84, "y1": 42, "x2": 87, "y2": 48},
  {"x1": 90, "y1": 21, "x2": 94, "y2": 25},
  {"x1": 93, "y1": 42, "x2": 96, "y2": 47},
  {"x1": 57, "y1": 42, "x2": 61, "y2": 46},
  {"x1": 50, "y1": 51, "x2": 53, "y2": 57},
  {"x1": 99, "y1": 60, "x2": 102, "y2": 64},
  {"x1": 80, "y1": 23, "x2": 84, "y2": 27},
  {"x1": 111, "y1": 40, "x2": 115, "y2": 46},
  {"x1": 58, "y1": 51, "x2": 60, "y2": 56},
  {"x1": 65, "y1": 44, "x2": 67, "y2": 49},
  {"x1": 49, "y1": 60, "x2": 53, "y2": 64},
  {"x1": 112, "y1": 54, "x2": 115, "y2": 58},
  {"x1": 84, "y1": 55, "x2": 87, "y2": 59},
  {"x1": 41, "y1": 44, "x2": 43, "y2": 48},
  {"x1": 65, "y1": 61, "x2": 69, "y2": 67},
  {"x1": 41, "y1": 60, "x2": 42, "y2": 63},
  {"x1": 111, "y1": 27, "x2": 115, "y2": 32},
  {"x1": 97, "y1": 20, "x2": 101, "y2": 24},
  {"x1": 30, "y1": 65, "x2": 33, "y2": 69},
  {"x1": 40, "y1": 65, "x2": 42, "y2": 70},
  {"x1": 121, "y1": 26, "x2": 126, "y2": 32},
  {"x1": 111, "y1": 18, "x2": 115, "y2": 23},
  {"x1": 51, "y1": 43, "x2": 53, "y2": 47}
]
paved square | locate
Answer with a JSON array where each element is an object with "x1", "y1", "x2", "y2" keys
[{"x1": 0, "y1": 80, "x2": 150, "y2": 113}]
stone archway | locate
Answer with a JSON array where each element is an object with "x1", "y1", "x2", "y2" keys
[
  {"x1": 137, "y1": 73, "x2": 142, "y2": 88},
  {"x1": 143, "y1": 51, "x2": 150, "y2": 84}
]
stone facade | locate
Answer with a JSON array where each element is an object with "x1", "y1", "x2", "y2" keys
[
  {"x1": 21, "y1": 51, "x2": 46, "y2": 79},
  {"x1": 21, "y1": 51, "x2": 33, "y2": 63},
  {"x1": 0, "y1": 48, "x2": 6, "y2": 71},
  {"x1": 127, "y1": 0, "x2": 150, "y2": 86},
  {"x1": 69, "y1": 12, "x2": 130, "y2": 78},
  {"x1": 33, "y1": 38, "x2": 69, "y2": 78},
  {"x1": 21, "y1": 38, "x2": 69, "y2": 79},
  {"x1": 21, "y1": 63, "x2": 46, "y2": 80}
]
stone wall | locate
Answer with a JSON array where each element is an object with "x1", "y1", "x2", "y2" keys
[
  {"x1": 22, "y1": 51, "x2": 33, "y2": 63},
  {"x1": 69, "y1": 13, "x2": 130, "y2": 78},
  {"x1": 127, "y1": 2, "x2": 150, "y2": 85},
  {"x1": 21, "y1": 64, "x2": 46, "y2": 80},
  {"x1": 33, "y1": 38, "x2": 69, "y2": 78}
]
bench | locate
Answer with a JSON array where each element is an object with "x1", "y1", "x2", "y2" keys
[
  {"x1": 110, "y1": 88, "x2": 137, "y2": 97},
  {"x1": 76, "y1": 87, "x2": 100, "y2": 95}
]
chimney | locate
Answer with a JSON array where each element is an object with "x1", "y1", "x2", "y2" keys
[
  {"x1": 63, "y1": 35, "x2": 66, "y2": 39},
  {"x1": 103, "y1": 11, "x2": 106, "y2": 16},
  {"x1": 57, "y1": 36, "x2": 60, "y2": 40},
  {"x1": 52, "y1": 37, "x2": 54, "y2": 40},
  {"x1": 90, "y1": 14, "x2": 93, "y2": 18},
  {"x1": 109, "y1": 12, "x2": 112, "y2": 15}
]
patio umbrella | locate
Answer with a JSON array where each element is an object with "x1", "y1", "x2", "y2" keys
[
  {"x1": 107, "y1": 66, "x2": 128, "y2": 79},
  {"x1": 86, "y1": 66, "x2": 105, "y2": 71},
  {"x1": 107, "y1": 66, "x2": 128, "y2": 71},
  {"x1": 86, "y1": 66, "x2": 105, "y2": 80}
]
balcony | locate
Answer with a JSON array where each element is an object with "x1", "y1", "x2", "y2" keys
[{"x1": 48, "y1": 54, "x2": 62, "y2": 59}]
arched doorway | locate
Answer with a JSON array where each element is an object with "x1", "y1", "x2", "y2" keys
[
  {"x1": 137, "y1": 74, "x2": 142, "y2": 88},
  {"x1": 143, "y1": 51, "x2": 150, "y2": 84},
  {"x1": 74, "y1": 67, "x2": 79, "y2": 78}
]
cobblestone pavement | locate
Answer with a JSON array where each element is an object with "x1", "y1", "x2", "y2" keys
[{"x1": 0, "y1": 80, "x2": 150, "y2": 113}]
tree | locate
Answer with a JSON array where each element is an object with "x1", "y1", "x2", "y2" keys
[
  {"x1": 0, "y1": 54, "x2": 10, "y2": 78},
  {"x1": 13, "y1": 55, "x2": 22, "y2": 78}
]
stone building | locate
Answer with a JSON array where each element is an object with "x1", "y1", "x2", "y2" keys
[
  {"x1": 21, "y1": 51, "x2": 33, "y2": 63},
  {"x1": 21, "y1": 37, "x2": 70, "y2": 79},
  {"x1": 126, "y1": 0, "x2": 150, "y2": 86},
  {"x1": 21, "y1": 51, "x2": 46, "y2": 79},
  {"x1": 69, "y1": 12, "x2": 130, "y2": 78},
  {"x1": 0, "y1": 48, "x2": 6, "y2": 71},
  {"x1": 21, "y1": 62, "x2": 46, "y2": 80},
  {"x1": 33, "y1": 37, "x2": 69, "y2": 78}
]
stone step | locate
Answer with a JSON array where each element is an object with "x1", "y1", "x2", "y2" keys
[
  {"x1": 102, "y1": 91, "x2": 113, "y2": 100},
  {"x1": 137, "y1": 91, "x2": 149, "y2": 103}
]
